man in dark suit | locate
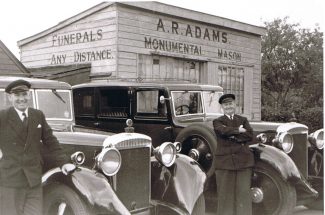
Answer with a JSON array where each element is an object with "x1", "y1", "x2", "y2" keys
[
  {"x1": 0, "y1": 79, "x2": 75, "y2": 215},
  {"x1": 213, "y1": 93, "x2": 254, "y2": 215}
]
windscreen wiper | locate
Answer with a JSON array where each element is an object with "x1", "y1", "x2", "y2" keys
[{"x1": 51, "y1": 89, "x2": 66, "y2": 103}]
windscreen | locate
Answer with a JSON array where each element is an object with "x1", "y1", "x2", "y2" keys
[
  {"x1": 171, "y1": 91, "x2": 203, "y2": 116},
  {"x1": 36, "y1": 89, "x2": 72, "y2": 120}
]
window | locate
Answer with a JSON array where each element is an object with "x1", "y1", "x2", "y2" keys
[
  {"x1": 137, "y1": 91, "x2": 158, "y2": 113},
  {"x1": 37, "y1": 90, "x2": 72, "y2": 120},
  {"x1": 171, "y1": 91, "x2": 203, "y2": 116},
  {"x1": 138, "y1": 55, "x2": 201, "y2": 83},
  {"x1": 136, "y1": 90, "x2": 167, "y2": 118},
  {"x1": 203, "y1": 91, "x2": 223, "y2": 114},
  {"x1": 98, "y1": 89, "x2": 128, "y2": 118},
  {"x1": 218, "y1": 66, "x2": 244, "y2": 114},
  {"x1": 73, "y1": 88, "x2": 95, "y2": 117}
]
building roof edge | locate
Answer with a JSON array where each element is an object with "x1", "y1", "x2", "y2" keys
[{"x1": 18, "y1": 1, "x2": 266, "y2": 47}]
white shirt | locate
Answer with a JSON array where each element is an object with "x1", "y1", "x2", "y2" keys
[
  {"x1": 14, "y1": 107, "x2": 28, "y2": 121},
  {"x1": 225, "y1": 114, "x2": 234, "y2": 120}
]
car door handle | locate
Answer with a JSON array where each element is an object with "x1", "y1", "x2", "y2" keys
[
  {"x1": 94, "y1": 122, "x2": 100, "y2": 126},
  {"x1": 164, "y1": 126, "x2": 172, "y2": 130}
]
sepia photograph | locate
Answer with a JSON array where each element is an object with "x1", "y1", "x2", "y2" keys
[{"x1": 0, "y1": 0, "x2": 323, "y2": 214}]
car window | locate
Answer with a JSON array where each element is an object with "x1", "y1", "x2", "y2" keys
[
  {"x1": 73, "y1": 88, "x2": 95, "y2": 117},
  {"x1": 136, "y1": 90, "x2": 167, "y2": 118},
  {"x1": 98, "y1": 88, "x2": 128, "y2": 118},
  {"x1": 36, "y1": 90, "x2": 72, "y2": 120},
  {"x1": 172, "y1": 91, "x2": 203, "y2": 116},
  {"x1": 203, "y1": 91, "x2": 223, "y2": 114}
]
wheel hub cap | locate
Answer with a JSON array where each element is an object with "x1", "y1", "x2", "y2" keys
[
  {"x1": 251, "y1": 187, "x2": 264, "y2": 203},
  {"x1": 188, "y1": 149, "x2": 200, "y2": 161}
]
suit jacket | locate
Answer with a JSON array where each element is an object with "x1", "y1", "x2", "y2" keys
[
  {"x1": 213, "y1": 114, "x2": 254, "y2": 170},
  {"x1": 0, "y1": 107, "x2": 68, "y2": 188}
]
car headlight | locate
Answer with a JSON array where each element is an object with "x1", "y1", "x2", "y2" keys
[
  {"x1": 273, "y1": 133, "x2": 294, "y2": 153},
  {"x1": 256, "y1": 133, "x2": 268, "y2": 144},
  {"x1": 309, "y1": 129, "x2": 324, "y2": 149},
  {"x1": 154, "y1": 142, "x2": 176, "y2": 167},
  {"x1": 96, "y1": 147, "x2": 121, "y2": 176}
]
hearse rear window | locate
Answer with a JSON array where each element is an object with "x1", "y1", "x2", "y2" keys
[
  {"x1": 98, "y1": 89, "x2": 128, "y2": 118},
  {"x1": 73, "y1": 88, "x2": 95, "y2": 117}
]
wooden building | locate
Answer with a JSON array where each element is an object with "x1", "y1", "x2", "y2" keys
[
  {"x1": 0, "y1": 40, "x2": 30, "y2": 76},
  {"x1": 17, "y1": 2, "x2": 265, "y2": 120}
]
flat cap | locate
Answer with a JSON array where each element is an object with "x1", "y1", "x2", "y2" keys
[
  {"x1": 5, "y1": 79, "x2": 31, "y2": 93},
  {"x1": 219, "y1": 93, "x2": 235, "y2": 104}
]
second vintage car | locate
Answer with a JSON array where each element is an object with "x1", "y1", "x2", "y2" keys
[{"x1": 72, "y1": 80, "x2": 323, "y2": 214}]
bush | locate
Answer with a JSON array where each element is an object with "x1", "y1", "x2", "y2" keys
[
  {"x1": 261, "y1": 107, "x2": 296, "y2": 122},
  {"x1": 262, "y1": 106, "x2": 323, "y2": 132},
  {"x1": 296, "y1": 107, "x2": 323, "y2": 132}
]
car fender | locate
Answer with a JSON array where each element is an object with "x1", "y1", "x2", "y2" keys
[
  {"x1": 42, "y1": 167, "x2": 130, "y2": 215},
  {"x1": 151, "y1": 154, "x2": 207, "y2": 214},
  {"x1": 251, "y1": 144, "x2": 319, "y2": 201},
  {"x1": 250, "y1": 143, "x2": 301, "y2": 181}
]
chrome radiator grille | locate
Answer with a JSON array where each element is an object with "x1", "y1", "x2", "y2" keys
[
  {"x1": 289, "y1": 133, "x2": 308, "y2": 179},
  {"x1": 115, "y1": 147, "x2": 151, "y2": 211},
  {"x1": 115, "y1": 138, "x2": 151, "y2": 149}
]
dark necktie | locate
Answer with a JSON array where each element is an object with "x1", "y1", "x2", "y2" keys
[
  {"x1": 22, "y1": 112, "x2": 28, "y2": 129},
  {"x1": 230, "y1": 115, "x2": 233, "y2": 120},
  {"x1": 21, "y1": 112, "x2": 28, "y2": 140}
]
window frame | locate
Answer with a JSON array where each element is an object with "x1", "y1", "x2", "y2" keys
[
  {"x1": 217, "y1": 65, "x2": 245, "y2": 115},
  {"x1": 170, "y1": 90, "x2": 204, "y2": 117},
  {"x1": 134, "y1": 88, "x2": 168, "y2": 120},
  {"x1": 36, "y1": 89, "x2": 73, "y2": 121},
  {"x1": 73, "y1": 87, "x2": 96, "y2": 119},
  {"x1": 97, "y1": 87, "x2": 129, "y2": 119}
]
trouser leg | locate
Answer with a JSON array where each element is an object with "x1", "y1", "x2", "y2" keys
[
  {"x1": 0, "y1": 185, "x2": 42, "y2": 215},
  {"x1": 235, "y1": 168, "x2": 252, "y2": 215},
  {"x1": 0, "y1": 186, "x2": 24, "y2": 215},
  {"x1": 23, "y1": 184, "x2": 43, "y2": 215},
  {"x1": 215, "y1": 169, "x2": 236, "y2": 215}
]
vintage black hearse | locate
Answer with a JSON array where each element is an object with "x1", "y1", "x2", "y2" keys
[
  {"x1": 73, "y1": 80, "x2": 323, "y2": 214},
  {"x1": 0, "y1": 76, "x2": 206, "y2": 215}
]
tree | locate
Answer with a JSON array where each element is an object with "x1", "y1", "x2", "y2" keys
[{"x1": 261, "y1": 17, "x2": 323, "y2": 131}]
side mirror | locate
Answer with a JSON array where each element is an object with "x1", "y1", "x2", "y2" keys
[{"x1": 159, "y1": 95, "x2": 170, "y2": 104}]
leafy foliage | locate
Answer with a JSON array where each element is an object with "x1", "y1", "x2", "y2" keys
[{"x1": 261, "y1": 17, "x2": 323, "y2": 131}]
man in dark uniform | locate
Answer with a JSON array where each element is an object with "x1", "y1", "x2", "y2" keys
[
  {"x1": 0, "y1": 79, "x2": 75, "y2": 215},
  {"x1": 213, "y1": 93, "x2": 254, "y2": 215}
]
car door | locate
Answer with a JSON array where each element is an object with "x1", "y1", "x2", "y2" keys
[
  {"x1": 132, "y1": 88, "x2": 173, "y2": 147},
  {"x1": 73, "y1": 87, "x2": 97, "y2": 129}
]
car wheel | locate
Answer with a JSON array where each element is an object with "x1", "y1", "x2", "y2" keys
[
  {"x1": 175, "y1": 123, "x2": 217, "y2": 177},
  {"x1": 43, "y1": 184, "x2": 90, "y2": 215},
  {"x1": 251, "y1": 161, "x2": 296, "y2": 215},
  {"x1": 191, "y1": 194, "x2": 205, "y2": 215}
]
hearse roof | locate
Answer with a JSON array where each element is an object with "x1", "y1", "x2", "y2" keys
[{"x1": 72, "y1": 81, "x2": 223, "y2": 92}]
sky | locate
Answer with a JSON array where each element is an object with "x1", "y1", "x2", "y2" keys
[{"x1": 0, "y1": 0, "x2": 324, "y2": 59}]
